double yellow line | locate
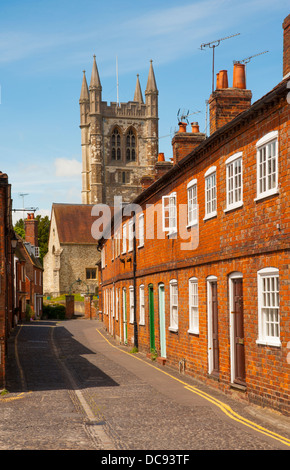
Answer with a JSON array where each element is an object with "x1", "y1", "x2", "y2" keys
[{"x1": 96, "y1": 327, "x2": 290, "y2": 448}]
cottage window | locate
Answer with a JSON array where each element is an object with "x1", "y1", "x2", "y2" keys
[
  {"x1": 188, "y1": 277, "x2": 199, "y2": 334},
  {"x1": 225, "y1": 153, "x2": 243, "y2": 211},
  {"x1": 86, "y1": 268, "x2": 97, "y2": 279},
  {"x1": 139, "y1": 284, "x2": 145, "y2": 325},
  {"x1": 101, "y1": 247, "x2": 105, "y2": 268},
  {"x1": 169, "y1": 279, "x2": 178, "y2": 331},
  {"x1": 204, "y1": 167, "x2": 217, "y2": 220},
  {"x1": 162, "y1": 192, "x2": 177, "y2": 234},
  {"x1": 128, "y1": 219, "x2": 134, "y2": 252},
  {"x1": 256, "y1": 131, "x2": 278, "y2": 200},
  {"x1": 111, "y1": 128, "x2": 121, "y2": 161},
  {"x1": 257, "y1": 267, "x2": 281, "y2": 347},
  {"x1": 138, "y1": 213, "x2": 144, "y2": 248},
  {"x1": 187, "y1": 179, "x2": 198, "y2": 226},
  {"x1": 129, "y1": 286, "x2": 134, "y2": 324},
  {"x1": 122, "y1": 223, "x2": 127, "y2": 254}
]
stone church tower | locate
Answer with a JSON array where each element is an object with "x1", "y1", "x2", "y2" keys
[{"x1": 79, "y1": 56, "x2": 159, "y2": 206}]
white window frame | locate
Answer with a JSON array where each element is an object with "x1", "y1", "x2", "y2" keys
[
  {"x1": 255, "y1": 131, "x2": 279, "y2": 201},
  {"x1": 188, "y1": 277, "x2": 199, "y2": 334},
  {"x1": 129, "y1": 285, "x2": 134, "y2": 324},
  {"x1": 204, "y1": 167, "x2": 217, "y2": 220},
  {"x1": 257, "y1": 267, "x2": 281, "y2": 347},
  {"x1": 139, "y1": 284, "x2": 145, "y2": 325},
  {"x1": 128, "y1": 219, "x2": 134, "y2": 252},
  {"x1": 187, "y1": 179, "x2": 198, "y2": 227},
  {"x1": 116, "y1": 288, "x2": 119, "y2": 321},
  {"x1": 122, "y1": 223, "x2": 127, "y2": 254},
  {"x1": 224, "y1": 152, "x2": 243, "y2": 212},
  {"x1": 138, "y1": 213, "x2": 144, "y2": 248},
  {"x1": 169, "y1": 279, "x2": 178, "y2": 332},
  {"x1": 162, "y1": 192, "x2": 177, "y2": 234}
]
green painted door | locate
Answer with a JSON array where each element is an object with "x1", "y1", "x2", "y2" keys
[
  {"x1": 122, "y1": 288, "x2": 127, "y2": 344},
  {"x1": 158, "y1": 284, "x2": 166, "y2": 358},
  {"x1": 149, "y1": 285, "x2": 155, "y2": 351}
]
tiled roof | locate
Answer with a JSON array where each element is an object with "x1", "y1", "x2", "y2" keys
[{"x1": 52, "y1": 203, "x2": 100, "y2": 244}]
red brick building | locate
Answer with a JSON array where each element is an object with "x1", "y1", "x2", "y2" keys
[
  {"x1": 0, "y1": 172, "x2": 16, "y2": 388},
  {"x1": 98, "y1": 16, "x2": 290, "y2": 416}
]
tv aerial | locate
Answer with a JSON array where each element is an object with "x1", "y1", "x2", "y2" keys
[
  {"x1": 233, "y1": 50, "x2": 269, "y2": 65},
  {"x1": 200, "y1": 33, "x2": 240, "y2": 92},
  {"x1": 177, "y1": 108, "x2": 201, "y2": 124}
]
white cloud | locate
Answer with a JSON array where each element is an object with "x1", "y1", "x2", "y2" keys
[{"x1": 54, "y1": 158, "x2": 82, "y2": 178}]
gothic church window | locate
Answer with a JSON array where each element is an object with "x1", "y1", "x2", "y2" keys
[
  {"x1": 126, "y1": 129, "x2": 136, "y2": 161},
  {"x1": 111, "y1": 128, "x2": 121, "y2": 161}
]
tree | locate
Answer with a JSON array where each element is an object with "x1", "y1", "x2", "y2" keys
[{"x1": 14, "y1": 215, "x2": 50, "y2": 264}]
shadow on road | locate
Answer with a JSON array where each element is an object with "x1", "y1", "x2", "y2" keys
[{"x1": 5, "y1": 320, "x2": 119, "y2": 393}]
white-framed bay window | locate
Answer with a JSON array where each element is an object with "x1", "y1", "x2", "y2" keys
[
  {"x1": 188, "y1": 277, "x2": 199, "y2": 334},
  {"x1": 225, "y1": 152, "x2": 243, "y2": 211},
  {"x1": 257, "y1": 267, "x2": 281, "y2": 347},
  {"x1": 139, "y1": 284, "x2": 145, "y2": 325},
  {"x1": 187, "y1": 179, "x2": 198, "y2": 226},
  {"x1": 204, "y1": 167, "x2": 217, "y2": 220},
  {"x1": 169, "y1": 279, "x2": 178, "y2": 331},
  {"x1": 255, "y1": 131, "x2": 279, "y2": 201},
  {"x1": 162, "y1": 192, "x2": 177, "y2": 234}
]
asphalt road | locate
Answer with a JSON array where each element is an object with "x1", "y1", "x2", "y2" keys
[{"x1": 1, "y1": 317, "x2": 290, "y2": 455}]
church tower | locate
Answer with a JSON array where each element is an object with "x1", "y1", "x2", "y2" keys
[{"x1": 80, "y1": 57, "x2": 159, "y2": 206}]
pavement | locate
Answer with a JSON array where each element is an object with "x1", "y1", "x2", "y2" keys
[{"x1": 1, "y1": 316, "x2": 290, "y2": 452}]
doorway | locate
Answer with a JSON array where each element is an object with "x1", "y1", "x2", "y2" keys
[
  {"x1": 148, "y1": 284, "x2": 155, "y2": 351},
  {"x1": 229, "y1": 273, "x2": 246, "y2": 386},
  {"x1": 207, "y1": 276, "x2": 219, "y2": 376},
  {"x1": 158, "y1": 284, "x2": 166, "y2": 358},
  {"x1": 122, "y1": 288, "x2": 127, "y2": 344}
]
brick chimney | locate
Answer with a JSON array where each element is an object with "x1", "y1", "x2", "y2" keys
[
  {"x1": 155, "y1": 153, "x2": 173, "y2": 179},
  {"x1": 172, "y1": 122, "x2": 206, "y2": 164},
  {"x1": 209, "y1": 65, "x2": 252, "y2": 135},
  {"x1": 283, "y1": 14, "x2": 290, "y2": 78},
  {"x1": 25, "y1": 213, "x2": 38, "y2": 247}
]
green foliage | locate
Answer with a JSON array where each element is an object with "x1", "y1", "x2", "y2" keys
[
  {"x1": 130, "y1": 347, "x2": 138, "y2": 354},
  {"x1": 42, "y1": 303, "x2": 66, "y2": 320},
  {"x1": 14, "y1": 215, "x2": 50, "y2": 264},
  {"x1": 25, "y1": 304, "x2": 34, "y2": 321}
]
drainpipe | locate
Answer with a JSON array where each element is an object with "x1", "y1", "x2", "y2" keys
[{"x1": 133, "y1": 214, "x2": 138, "y2": 349}]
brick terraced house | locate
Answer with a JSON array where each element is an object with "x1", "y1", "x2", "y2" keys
[{"x1": 98, "y1": 16, "x2": 290, "y2": 415}]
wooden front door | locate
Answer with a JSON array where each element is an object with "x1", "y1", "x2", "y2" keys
[
  {"x1": 149, "y1": 285, "x2": 155, "y2": 351},
  {"x1": 233, "y1": 279, "x2": 246, "y2": 385},
  {"x1": 211, "y1": 281, "x2": 219, "y2": 375}
]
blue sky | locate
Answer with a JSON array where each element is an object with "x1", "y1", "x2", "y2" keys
[{"x1": 0, "y1": 0, "x2": 288, "y2": 222}]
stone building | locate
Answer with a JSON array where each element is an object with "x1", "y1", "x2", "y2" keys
[
  {"x1": 43, "y1": 204, "x2": 100, "y2": 297},
  {"x1": 80, "y1": 56, "x2": 159, "y2": 206}
]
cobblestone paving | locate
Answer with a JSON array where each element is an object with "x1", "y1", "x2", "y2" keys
[{"x1": 1, "y1": 318, "x2": 289, "y2": 451}]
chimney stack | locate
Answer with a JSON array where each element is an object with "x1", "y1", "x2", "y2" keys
[
  {"x1": 283, "y1": 14, "x2": 290, "y2": 78},
  {"x1": 25, "y1": 213, "x2": 38, "y2": 247},
  {"x1": 209, "y1": 64, "x2": 252, "y2": 134},
  {"x1": 172, "y1": 122, "x2": 206, "y2": 164}
]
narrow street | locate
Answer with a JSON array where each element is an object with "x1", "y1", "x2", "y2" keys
[{"x1": 1, "y1": 317, "x2": 290, "y2": 455}]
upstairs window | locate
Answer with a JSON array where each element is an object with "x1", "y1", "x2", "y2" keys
[
  {"x1": 204, "y1": 167, "x2": 217, "y2": 220},
  {"x1": 122, "y1": 223, "x2": 127, "y2": 254},
  {"x1": 111, "y1": 128, "x2": 121, "y2": 161},
  {"x1": 162, "y1": 192, "x2": 177, "y2": 234},
  {"x1": 256, "y1": 131, "x2": 278, "y2": 200},
  {"x1": 225, "y1": 153, "x2": 243, "y2": 211},
  {"x1": 126, "y1": 129, "x2": 136, "y2": 161},
  {"x1": 128, "y1": 219, "x2": 134, "y2": 252},
  {"x1": 86, "y1": 268, "x2": 97, "y2": 279},
  {"x1": 187, "y1": 179, "x2": 198, "y2": 226},
  {"x1": 138, "y1": 213, "x2": 144, "y2": 247}
]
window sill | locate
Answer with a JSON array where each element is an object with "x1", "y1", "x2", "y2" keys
[
  {"x1": 169, "y1": 326, "x2": 178, "y2": 333},
  {"x1": 203, "y1": 211, "x2": 217, "y2": 221},
  {"x1": 256, "y1": 338, "x2": 281, "y2": 348},
  {"x1": 224, "y1": 202, "x2": 243, "y2": 213},
  {"x1": 254, "y1": 188, "x2": 279, "y2": 202},
  {"x1": 167, "y1": 230, "x2": 178, "y2": 239},
  {"x1": 186, "y1": 221, "x2": 198, "y2": 229},
  {"x1": 137, "y1": 244, "x2": 144, "y2": 249},
  {"x1": 187, "y1": 329, "x2": 199, "y2": 336}
]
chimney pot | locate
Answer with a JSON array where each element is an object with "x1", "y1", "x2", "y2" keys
[
  {"x1": 218, "y1": 70, "x2": 228, "y2": 88},
  {"x1": 216, "y1": 72, "x2": 220, "y2": 89},
  {"x1": 191, "y1": 122, "x2": 199, "y2": 133},
  {"x1": 158, "y1": 152, "x2": 165, "y2": 162},
  {"x1": 178, "y1": 122, "x2": 187, "y2": 133},
  {"x1": 233, "y1": 63, "x2": 246, "y2": 89}
]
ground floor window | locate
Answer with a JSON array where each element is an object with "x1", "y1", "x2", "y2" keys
[
  {"x1": 169, "y1": 279, "x2": 178, "y2": 331},
  {"x1": 188, "y1": 277, "x2": 199, "y2": 334},
  {"x1": 257, "y1": 267, "x2": 280, "y2": 347}
]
